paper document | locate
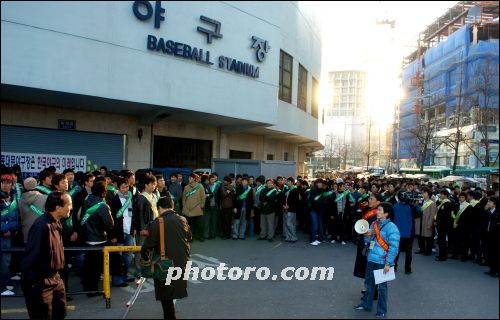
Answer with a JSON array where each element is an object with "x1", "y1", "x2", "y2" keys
[{"x1": 373, "y1": 267, "x2": 396, "y2": 284}]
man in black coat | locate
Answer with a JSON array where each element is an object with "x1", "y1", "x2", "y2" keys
[
  {"x1": 141, "y1": 196, "x2": 192, "y2": 319},
  {"x1": 484, "y1": 196, "x2": 499, "y2": 277},
  {"x1": 435, "y1": 189, "x2": 455, "y2": 261},
  {"x1": 282, "y1": 177, "x2": 300, "y2": 242}
]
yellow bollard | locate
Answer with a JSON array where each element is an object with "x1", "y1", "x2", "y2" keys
[{"x1": 102, "y1": 246, "x2": 142, "y2": 309}]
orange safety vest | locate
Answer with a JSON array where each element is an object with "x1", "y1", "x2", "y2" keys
[{"x1": 363, "y1": 208, "x2": 378, "y2": 220}]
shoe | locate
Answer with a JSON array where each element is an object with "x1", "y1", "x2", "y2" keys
[
  {"x1": 361, "y1": 290, "x2": 366, "y2": 294},
  {"x1": 484, "y1": 271, "x2": 495, "y2": 276},
  {"x1": 239, "y1": 237, "x2": 246, "y2": 240},
  {"x1": 432, "y1": 248, "x2": 436, "y2": 253},
  {"x1": 405, "y1": 270, "x2": 412, "y2": 274},
  {"x1": 126, "y1": 278, "x2": 135, "y2": 283},
  {"x1": 435, "y1": 257, "x2": 447, "y2": 261},
  {"x1": 375, "y1": 311, "x2": 386, "y2": 318},
  {"x1": 10, "y1": 275, "x2": 21, "y2": 281},
  {"x1": 310, "y1": 241, "x2": 319, "y2": 246},
  {"x1": 290, "y1": 240, "x2": 298, "y2": 243},
  {"x1": 353, "y1": 304, "x2": 369, "y2": 311},
  {"x1": 198, "y1": 238, "x2": 205, "y2": 242},
  {"x1": 450, "y1": 255, "x2": 459, "y2": 260},
  {"x1": 341, "y1": 241, "x2": 347, "y2": 245},
  {"x1": 258, "y1": 237, "x2": 266, "y2": 240},
  {"x1": 268, "y1": 238, "x2": 274, "y2": 242},
  {"x1": 86, "y1": 292, "x2": 102, "y2": 298},
  {"x1": 6, "y1": 285, "x2": 14, "y2": 291},
  {"x1": 415, "y1": 251, "x2": 422, "y2": 254},
  {"x1": 1, "y1": 289, "x2": 15, "y2": 296},
  {"x1": 330, "y1": 240, "x2": 336, "y2": 244},
  {"x1": 232, "y1": 238, "x2": 238, "y2": 240}
]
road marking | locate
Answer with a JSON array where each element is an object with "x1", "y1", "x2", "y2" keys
[
  {"x1": 272, "y1": 275, "x2": 278, "y2": 280},
  {"x1": 2, "y1": 305, "x2": 76, "y2": 314}
]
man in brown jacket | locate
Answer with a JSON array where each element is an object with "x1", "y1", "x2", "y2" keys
[{"x1": 182, "y1": 174, "x2": 205, "y2": 242}]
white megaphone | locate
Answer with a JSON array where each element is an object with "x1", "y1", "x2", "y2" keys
[{"x1": 354, "y1": 219, "x2": 370, "y2": 234}]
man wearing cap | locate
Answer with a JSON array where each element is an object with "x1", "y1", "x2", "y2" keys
[
  {"x1": 1, "y1": 172, "x2": 21, "y2": 296},
  {"x1": 19, "y1": 178, "x2": 48, "y2": 245}
]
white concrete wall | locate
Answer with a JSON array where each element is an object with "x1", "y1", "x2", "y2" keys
[{"x1": 1, "y1": 1, "x2": 322, "y2": 144}]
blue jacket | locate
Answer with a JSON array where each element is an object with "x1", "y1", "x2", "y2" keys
[
  {"x1": 365, "y1": 219, "x2": 400, "y2": 266},
  {"x1": 1, "y1": 191, "x2": 20, "y2": 233},
  {"x1": 394, "y1": 203, "x2": 415, "y2": 238}
]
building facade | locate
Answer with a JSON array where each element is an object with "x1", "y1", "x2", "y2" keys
[
  {"x1": 324, "y1": 70, "x2": 367, "y2": 168},
  {"x1": 1, "y1": 1, "x2": 323, "y2": 176}
]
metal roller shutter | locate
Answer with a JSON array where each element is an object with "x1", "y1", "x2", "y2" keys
[{"x1": 1, "y1": 125, "x2": 124, "y2": 171}]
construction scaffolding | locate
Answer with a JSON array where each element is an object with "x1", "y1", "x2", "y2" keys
[{"x1": 395, "y1": 1, "x2": 499, "y2": 165}]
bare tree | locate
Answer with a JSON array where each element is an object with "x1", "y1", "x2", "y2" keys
[{"x1": 461, "y1": 58, "x2": 499, "y2": 168}]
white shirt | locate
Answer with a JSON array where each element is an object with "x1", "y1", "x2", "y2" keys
[{"x1": 120, "y1": 193, "x2": 133, "y2": 234}]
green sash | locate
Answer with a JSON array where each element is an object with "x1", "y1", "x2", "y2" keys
[
  {"x1": 69, "y1": 185, "x2": 81, "y2": 197},
  {"x1": 81, "y1": 201, "x2": 106, "y2": 225},
  {"x1": 1, "y1": 199, "x2": 18, "y2": 217},
  {"x1": 15, "y1": 183, "x2": 21, "y2": 202},
  {"x1": 29, "y1": 204, "x2": 45, "y2": 217},
  {"x1": 116, "y1": 192, "x2": 133, "y2": 218},
  {"x1": 210, "y1": 181, "x2": 221, "y2": 193},
  {"x1": 334, "y1": 190, "x2": 350, "y2": 203},
  {"x1": 314, "y1": 191, "x2": 333, "y2": 201},
  {"x1": 184, "y1": 183, "x2": 202, "y2": 197},
  {"x1": 421, "y1": 200, "x2": 433, "y2": 212},
  {"x1": 285, "y1": 185, "x2": 297, "y2": 195},
  {"x1": 107, "y1": 185, "x2": 117, "y2": 193},
  {"x1": 238, "y1": 187, "x2": 251, "y2": 200},
  {"x1": 453, "y1": 202, "x2": 470, "y2": 228},
  {"x1": 255, "y1": 185, "x2": 266, "y2": 197},
  {"x1": 358, "y1": 193, "x2": 369, "y2": 202},
  {"x1": 266, "y1": 188, "x2": 277, "y2": 197},
  {"x1": 36, "y1": 185, "x2": 52, "y2": 195}
]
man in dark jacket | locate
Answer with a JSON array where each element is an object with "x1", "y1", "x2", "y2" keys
[
  {"x1": 21, "y1": 192, "x2": 71, "y2": 319},
  {"x1": 81, "y1": 181, "x2": 114, "y2": 296},
  {"x1": 393, "y1": 191, "x2": 416, "y2": 274},
  {"x1": 259, "y1": 179, "x2": 278, "y2": 242},
  {"x1": 282, "y1": 177, "x2": 300, "y2": 243},
  {"x1": 435, "y1": 189, "x2": 455, "y2": 262},
  {"x1": 232, "y1": 177, "x2": 254, "y2": 240},
  {"x1": 308, "y1": 179, "x2": 331, "y2": 245},
  {"x1": 141, "y1": 196, "x2": 191, "y2": 319},
  {"x1": 331, "y1": 182, "x2": 353, "y2": 245},
  {"x1": 484, "y1": 196, "x2": 499, "y2": 277}
]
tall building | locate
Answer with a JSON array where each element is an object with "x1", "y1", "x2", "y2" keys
[
  {"x1": 1, "y1": 1, "x2": 324, "y2": 177},
  {"x1": 324, "y1": 70, "x2": 367, "y2": 168},
  {"x1": 396, "y1": 2, "x2": 499, "y2": 171}
]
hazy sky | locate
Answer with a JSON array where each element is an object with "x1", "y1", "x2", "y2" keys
[
  {"x1": 305, "y1": 1, "x2": 458, "y2": 71},
  {"x1": 304, "y1": 1, "x2": 458, "y2": 125}
]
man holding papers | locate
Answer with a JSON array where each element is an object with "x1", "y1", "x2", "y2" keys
[{"x1": 354, "y1": 202, "x2": 401, "y2": 318}]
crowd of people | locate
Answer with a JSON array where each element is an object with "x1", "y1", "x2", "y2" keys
[{"x1": 1, "y1": 164, "x2": 499, "y2": 318}]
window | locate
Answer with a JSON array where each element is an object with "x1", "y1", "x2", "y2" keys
[
  {"x1": 298, "y1": 64, "x2": 308, "y2": 111},
  {"x1": 284, "y1": 152, "x2": 289, "y2": 161},
  {"x1": 267, "y1": 154, "x2": 274, "y2": 160},
  {"x1": 229, "y1": 150, "x2": 252, "y2": 159},
  {"x1": 312, "y1": 77, "x2": 319, "y2": 118},
  {"x1": 279, "y1": 50, "x2": 293, "y2": 103}
]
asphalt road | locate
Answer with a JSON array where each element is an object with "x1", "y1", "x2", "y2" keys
[{"x1": 2, "y1": 233, "x2": 499, "y2": 319}]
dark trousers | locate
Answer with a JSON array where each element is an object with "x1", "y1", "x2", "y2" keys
[
  {"x1": 82, "y1": 245, "x2": 103, "y2": 292},
  {"x1": 22, "y1": 274, "x2": 67, "y2": 320},
  {"x1": 186, "y1": 216, "x2": 203, "y2": 240},
  {"x1": 437, "y1": 225, "x2": 450, "y2": 260},
  {"x1": 486, "y1": 232, "x2": 499, "y2": 274},
  {"x1": 220, "y1": 208, "x2": 233, "y2": 238},
  {"x1": 161, "y1": 299, "x2": 176, "y2": 319},
  {"x1": 395, "y1": 237, "x2": 413, "y2": 272},
  {"x1": 452, "y1": 227, "x2": 470, "y2": 260},
  {"x1": 417, "y1": 236, "x2": 433, "y2": 255}
]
